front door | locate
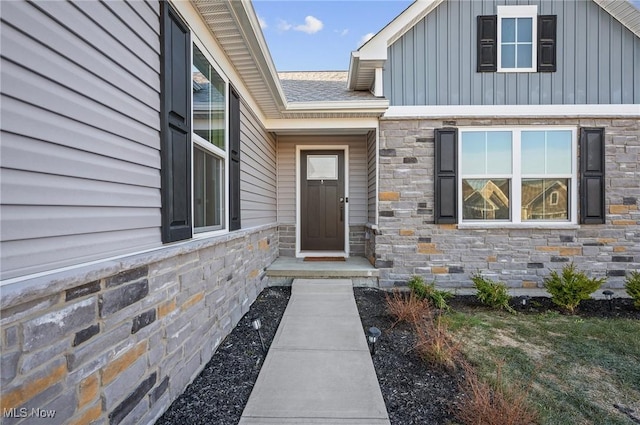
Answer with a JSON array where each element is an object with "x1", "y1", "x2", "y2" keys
[{"x1": 301, "y1": 150, "x2": 345, "y2": 251}]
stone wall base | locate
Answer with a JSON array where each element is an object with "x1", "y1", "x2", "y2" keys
[{"x1": 0, "y1": 225, "x2": 278, "y2": 425}]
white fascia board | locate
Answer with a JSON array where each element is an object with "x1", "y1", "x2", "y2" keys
[
  {"x1": 264, "y1": 117, "x2": 380, "y2": 132},
  {"x1": 227, "y1": 0, "x2": 288, "y2": 109},
  {"x1": 285, "y1": 100, "x2": 389, "y2": 111},
  {"x1": 347, "y1": 51, "x2": 360, "y2": 89},
  {"x1": 357, "y1": 0, "x2": 444, "y2": 62},
  {"x1": 384, "y1": 104, "x2": 640, "y2": 118},
  {"x1": 348, "y1": 0, "x2": 443, "y2": 90}
]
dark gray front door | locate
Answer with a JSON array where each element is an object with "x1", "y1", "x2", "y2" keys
[{"x1": 301, "y1": 150, "x2": 345, "y2": 251}]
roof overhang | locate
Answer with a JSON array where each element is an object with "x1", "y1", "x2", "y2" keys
[
  {"x1": 593, "y1": 0, "x2": 640, "y2": 38},
  {"x1": 193, "y1": 0, "x2": 287, "y2": 119},
  {"x1": 193, "y1": 0, "x2": 392, "y2": 121}
]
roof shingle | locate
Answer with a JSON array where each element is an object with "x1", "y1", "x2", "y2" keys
[{"x1": 278, "y1": 71, "x2": 379, "y2": 103}]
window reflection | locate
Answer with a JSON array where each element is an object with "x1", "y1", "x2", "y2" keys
[
  {"x1": 193, "y1": 46, "x2": 225, "y2": 149},
  {"x1": 521, "y1": 179, "x2": 568, "y2": 220},
  {"x1": 462, "y1": 179, "x2": 510, "y2": 220}
]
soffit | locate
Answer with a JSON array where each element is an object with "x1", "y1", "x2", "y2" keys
[
  {"x1": 594, "y1": 0, "x2": 640, "y2": 38},
  {"x1": 192, "y1": 0, "x2": 286, "y2": 119}
]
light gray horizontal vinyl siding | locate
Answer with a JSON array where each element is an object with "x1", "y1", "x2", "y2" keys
[
  {"x1": 0, "y1": 0, "x2": 161, "y2": 280},
  {"x1": 2, "y1": 228, "x2": 160, "y2": 280},
  {"x1": 2, "y1": 96, "x2": 159, "y2": 169},
  {"x1": 2, "y1": 133, "x2": 159, "y2": 188},
  {"x1": 0, "y1": 169, "x2": 161, "y2": 208},
  {"x1": 240, "y1": 102, "x2": 277, "y2": 228},
  {"x1": 1, "y1": 206, "x2": 160, "y2": 241},
  {"x1": 367, "y1": 131, "x2": 377, "y2": 224},
  {"x1": 1, "y1": 1, "x2": 159, "y2": 109},
  {"x1": 385, "y1": 0, "x2": 640, "y2": 106},
  {"x1": 277, "y1": 135, "x2": 369, "y2": 226}
]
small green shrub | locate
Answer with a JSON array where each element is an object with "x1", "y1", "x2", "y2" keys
[
  {"x1": 624, "y1": 271, "x2": 640, "y2": 309},
  {"x1": 543, "y1": 263, "x2": 604, "y2": 314},
  {"x1": 471, "y1": 274, "x2": 515, "y2": 314},
  {"x1": 407, "y1": 275, "x2": 453, "y2": 310}
]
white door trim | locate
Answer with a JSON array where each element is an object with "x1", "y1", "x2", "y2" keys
[{"x1": 296, "y1": 145, "x2": 350, "y2": 258}]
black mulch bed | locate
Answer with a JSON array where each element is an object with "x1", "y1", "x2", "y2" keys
[
  {"x1": 449, "y1": 294, "x2": 640, "y2": 319},
  {"x1": 354, "y1": 287, "x2": 465, "y2": 425},
  {"x1": 156, "y1": 286, "x2": 637, "y2": 425},
  {"x1": 156, "y1": 286, "x2": 291, "y2": 425}
]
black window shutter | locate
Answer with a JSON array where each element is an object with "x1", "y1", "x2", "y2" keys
[
  {"x1": 579, "y1": 128, "x2": 605, "y2": 224},
  {"x1": 229, "y1": 86, "x2": 241, "y2": 231},
  {"x1": 160, "y1": 3, "x2": 192, "y2": 242},
  {"x1": 477, "y1": 15, "x2": 497, "y2": 72},
  {"x1": 537, "y1": 15, "x2": 557, "y2": 72},
  {"x1": 434, "y1": 128, "x2": 458, "y2": 224}
]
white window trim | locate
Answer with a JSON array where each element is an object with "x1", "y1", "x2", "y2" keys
[
  {"x1": 457, "y1": 127, "x2": 578, "y2": 227},
  {"x1": 191, "y1": 39, "x2": 230, "y2": 238},
  {"x1": 497, "y1": 5, "x2": 537, "y2": 73}
]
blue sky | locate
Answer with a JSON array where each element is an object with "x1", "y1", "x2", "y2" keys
[
  {"x1": 253, "y1": 0, "x2": 640, "y2": 72},
  {"x1": 252, "y1": 0, "x2": 413, "y2": 71}
]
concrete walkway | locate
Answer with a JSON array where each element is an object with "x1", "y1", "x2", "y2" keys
[{"x1": 239, "y1": 279, "x2": 390, "y2": 425}]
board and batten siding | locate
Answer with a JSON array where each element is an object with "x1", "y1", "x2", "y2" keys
[
  {"x1": 277, "y1": 135, "x2": 369, "y2": 226},
  {"x1": 384, "y1": 0, "x2": 640, "y2": 106},
  {"x1": 240, "y1": 101, "x2": 277, "y2": 228},
  {"x1": 367, "y1": 130, "x2": 377, "y2": 224},
  {"x1": 0, "y1": 0, "x2": 162, "y2": 280}
]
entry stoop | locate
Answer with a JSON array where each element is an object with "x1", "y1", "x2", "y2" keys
[{"x1": 266, "y1": 257, "x2": 379, "y2": 287}]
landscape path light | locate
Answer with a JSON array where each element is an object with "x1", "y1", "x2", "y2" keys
[
  {"x1": 521, "y1": 295, "x2": 531, "y2": 308},
  {"x1": 251, "y1": 317, "x2": 267, "y2": 353},
  {"x1": 603, "y1": 290, "x2": 614, "y2": 311},
  {"x1": 367, "y1": 327, "x2": 381, "y2": 355}
]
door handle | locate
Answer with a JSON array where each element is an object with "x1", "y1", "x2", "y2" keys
[
  {"x1": 340, "y1": 206, "x2": 344, "y2": 222},
  {"x1": 339, "y1": 197, "x2": 344, "y2": 203}
]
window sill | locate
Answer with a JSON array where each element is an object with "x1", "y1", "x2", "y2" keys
[{"x1": 456, "y1": 223, "x2": 579, "y2": 230}]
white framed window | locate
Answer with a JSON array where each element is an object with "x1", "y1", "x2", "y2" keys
[
  {"x1": 192, "y1": 43, "x2": 228, "y2": 233},
  {"x1": 459, "y1": 127, "x2": 577, "y2": 225},
  {"x1": 497, "y1": 5, "x2": 537, "y2": 72}
]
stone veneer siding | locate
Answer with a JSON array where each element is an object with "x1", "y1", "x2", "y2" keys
[
  {"x1": 376, "y1": 117, "x2": 639, "y2": 288},
  {"x1": 278, "y1": 225, "x2": 366, "y2": 257},
  {"x1": 0, "y1": 225, "x2": 278, "y2": 425}
]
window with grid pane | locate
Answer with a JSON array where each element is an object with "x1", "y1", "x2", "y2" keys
[
  {"x1": 497, "y1": 5, "x2": 537, "y2": 72},
  {"x1": 459, "y1": 128, "x2": 576, "y2": 224}
]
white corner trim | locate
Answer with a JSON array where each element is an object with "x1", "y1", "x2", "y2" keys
[
  {"x1": 374, "y1": 68, "x2": 384, "y2": 97},
  {"x1": 383, "y1": 104, "x2": 640, "y2": 118}
]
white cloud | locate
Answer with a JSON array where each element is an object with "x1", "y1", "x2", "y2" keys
[
  {"x1": 335, "y1": 29, "x2": 349, "y2": 37},
  {"x1": 277, "y1": 19, "x2": 292, "y2": 32},
  {"x1": 294, "y1": 16, "x2": 323, "y2": 34},
  {"x1": 258, "y1": 15, "x2": 267, "y2": 30},
  {"x1": 358, "y1": 32, "x2": 375, "y2": 47}
]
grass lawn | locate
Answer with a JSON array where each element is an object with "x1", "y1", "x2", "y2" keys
[{"x1": 448, "y1": 310, "x2": 640, "y2": 424}]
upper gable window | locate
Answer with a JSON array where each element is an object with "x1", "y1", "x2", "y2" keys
[
  {"x1": 477, "y1": 7, "x2": 556, "y2": 73},
  {"x1": 497, "y1": 6, "x2": 537, "y2": 72}
]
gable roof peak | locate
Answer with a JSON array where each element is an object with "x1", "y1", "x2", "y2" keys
[{"x1": 348, "y1": 0, "x2": 640, "y2": 91}]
